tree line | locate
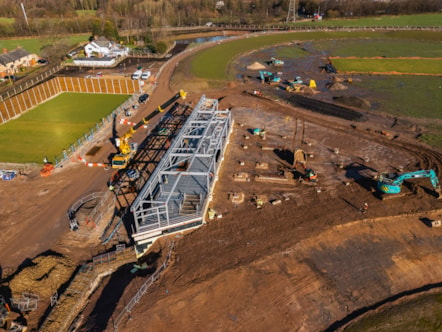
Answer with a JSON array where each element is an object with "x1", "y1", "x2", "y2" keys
[{"x1": 0, "y1": 0, "x2": 440, "y2": 38}]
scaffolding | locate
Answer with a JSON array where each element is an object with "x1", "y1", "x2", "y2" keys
[{"x1": 131, "y1": 95, "x2": 232, "y2": 254}]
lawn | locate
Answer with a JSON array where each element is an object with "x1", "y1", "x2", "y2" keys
[
  {"x1": 295, "y1": 13, "x2": 442, "y2": 27},
  {"x1": 332, "y1": 58, "x2": 442, "y2": 74},
  {"x1": 344, "y1": 291, "x2": 442, "y2": 332},
  {"x1": 317, "y1": 39, "x2": 442, "y2": 58},
  {"x1": 187, "y1": 29, "x2": 442, "y2": 149},
  {"x1": 0, "y1": 35, "x2": 89, "y2": 54},
  {"x1": 0, "y1": 93, "x2": 129, "y2": 164},
  {"x1": 191, "y1": 31, "x2": 442, "y2": 81},
  {"x1": 351, "y1": 75, "x2": 442, "y2": 118}
]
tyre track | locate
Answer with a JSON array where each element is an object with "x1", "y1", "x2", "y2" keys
[{"x1": 245, "y1": 90, "x2": 442, "y2": 177}]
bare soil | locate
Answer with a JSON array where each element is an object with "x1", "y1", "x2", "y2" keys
[{"x1": 1, "y1": 35, "x2": 442, "y2": 332}]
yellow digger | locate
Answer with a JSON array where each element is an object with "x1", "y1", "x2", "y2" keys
[{"x1": 111, "y1": 90, "x2": 187, "y2": 169}]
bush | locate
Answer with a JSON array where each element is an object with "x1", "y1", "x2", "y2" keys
[{"x1": 155, "y1": 41, "x2": 168, "y2": 55}]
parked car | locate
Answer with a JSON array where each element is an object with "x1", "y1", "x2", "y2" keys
[
  {"x1": 141, "y1": 71, "x2": 151, "y2": 80},
  {"x1": 67, "y1": 51, "x2": 78, "y2": 58},
  {"x1": 4, "y1": 75, "x2": 17, "y2": 81},
  {"x1": 138, "y1": 93, "x2": 150, "y2": 104},
  {"x1": 131, "y1": 70, "x2": 142, "y2": 80}
]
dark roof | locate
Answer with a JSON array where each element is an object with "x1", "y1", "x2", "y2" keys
[
  {"x1": 74, "y1": 57, "x2": 115, "y2": 62},
  {"x1": 0, "y1": 48, "x2": 30, "y2": 65}
]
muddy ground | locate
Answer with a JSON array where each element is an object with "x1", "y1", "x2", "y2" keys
[
  {"x1": 1, "y1": 34, "x2": 442, "y2": 331},
  {"x1": 100, "y1": 89, "x2": 442, "y2": 332}
]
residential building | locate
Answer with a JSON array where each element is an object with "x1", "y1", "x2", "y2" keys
[
  {"x1": 84, "y1": 36, "x2": 129, "y2": 58},
  {"x1": 0, "y1": 48, "x2": 38, "y2": 76}
]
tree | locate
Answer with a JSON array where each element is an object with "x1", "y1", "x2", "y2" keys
[
  {"x1": 154, "y1": 41, "x2": 168, "y2": 55},
  {"x1": 103, "y1": 19, "x2": 119, "y2": 40}
]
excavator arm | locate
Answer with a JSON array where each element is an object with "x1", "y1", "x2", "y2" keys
[{"x1": 378, "y1": 169, "x2": 441, "y2": 198}]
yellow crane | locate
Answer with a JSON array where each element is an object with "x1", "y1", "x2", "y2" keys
[{"x1": 111, "y1": 90, "x2": 187, "y2": 169}]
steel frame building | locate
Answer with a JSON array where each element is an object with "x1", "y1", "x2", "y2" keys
[{"x1": 131, "y1": 95, "x2": 232, "y2": 255}]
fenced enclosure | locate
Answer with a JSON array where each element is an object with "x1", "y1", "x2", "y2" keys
[{"x1": 0, "y1": 76, "x2": 141, "y2": 125}]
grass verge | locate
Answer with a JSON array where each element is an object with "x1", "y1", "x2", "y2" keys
[{"x1": 0, "y1": 35, "x2": 90, "y2": 54}]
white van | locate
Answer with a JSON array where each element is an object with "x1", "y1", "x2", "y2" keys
[
  {"x1": 131, "y1": 70, "x2": 142, "y2": 80},
  {"x1": 141, "y1": 71, "x2": 151, "y2": 80}
]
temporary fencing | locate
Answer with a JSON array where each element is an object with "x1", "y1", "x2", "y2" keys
[
  {"x1": 112, "y1": 242, "x2": 175, "y2": 331},
  {"x1": 0, "y1": 76, "x2": 140, "y2": 125},
  {"x1": 0, "y1": 76, "x2": 141, "y2": 168}
]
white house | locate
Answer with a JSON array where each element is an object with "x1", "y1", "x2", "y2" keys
[{"x1": 84, "y1": 36, "x2": 129, "y2": 58}]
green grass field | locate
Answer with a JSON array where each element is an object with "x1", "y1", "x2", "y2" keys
[
  {"x1": 344, "y1": 292, "x2": 442, "y2": 332},
  {"x1": 297, "y1": 13, "x2": 442, "y2": 28},
  {"x1": 187, "y1": 29, "x2": 442, "y2": 148},
  {"x1": 0, "y1": 93, "x2": 129, "y2": 164},
  {"x1": 191, "y1": 31, "x2": 442, "y2": 80},
  {"x1": 332, "y1": 58, "x2": 442, "y2": 74},
  {"x1": 0, "y1": 35, "x2": 89, "y2": 54}
]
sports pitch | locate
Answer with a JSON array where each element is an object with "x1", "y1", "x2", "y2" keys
[{"x1": 0, "y1": 92, "x2": 130, "y2": 164}]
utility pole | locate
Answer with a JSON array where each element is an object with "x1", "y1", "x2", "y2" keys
[
  {"x1": 286, "y1": 0, "x2": 296, "y2": 24},
  {"x1": 21, "y1": 3, "x2": 29, "y2": 26}
]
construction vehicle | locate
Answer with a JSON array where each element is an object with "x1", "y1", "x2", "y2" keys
[
  {"x1": 320, "y1": 60, "x2": 337, "y2": 74},
  {"x1": 303, "y1": 168, "x2": 317, "y2": 182},
  {"x1": 111, "y1": 90, "x2": 187, "y2": 169},
  {"x1": 252, "y1": 128, "x2": 266, "y2": 140},
  {"x1": 289, "y1": 76, "x2": 304, "y2": 85},
  {"x1": 259, "y1": 71, "x2": 282, "y2": 85},
  {"x1": 377, "y1": 169, "x2": 441, "y2": 198},
  {"x1": 40, "y1": 162, "x2": 54, "y2": 177},
  {"x1": 270, "y1": 57, "x2": 284, "y2": 66},
  {"x1": 0, "y1": 296, "x2": 25, "y2": 331},
  {"x1": 286, "y1": 76, "x2": 304, "y2": 92},
  {"x1": 253, "y1": 195, "x2": 264, "y2": 209},
  {"x1": 207, "y1": 208, "x2": 217, "y2": 220}
]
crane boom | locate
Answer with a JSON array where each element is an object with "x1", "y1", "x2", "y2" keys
[{"x1": 111, "y1": 90, "x2": 187, "y2": 169}]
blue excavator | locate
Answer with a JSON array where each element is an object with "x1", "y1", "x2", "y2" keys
[
  {"x1": 270, "y1": 57, "x2": 284, "y2": 66},
  {"x1": 377, "y1": 169, "x2": 441, "y2": 198},
  {"x1": 259, "y1": 71, "x2": 282, "y2": 85}
]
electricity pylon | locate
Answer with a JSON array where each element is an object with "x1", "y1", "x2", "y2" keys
[{"x1": 286, "y1": 0, "x2": 296, "y2": 24}]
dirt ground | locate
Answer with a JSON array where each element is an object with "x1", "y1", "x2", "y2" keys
[{"x1": 1, "y1": 34, "x2": 442, "y2": 331}]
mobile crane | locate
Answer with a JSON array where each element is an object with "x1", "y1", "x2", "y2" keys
[
  {"x1": 377, "y1": 169, "x2": 441, "y2": 198},
  {"x1": 111, "y1": 90, "x2": 187, "y2": 169}
]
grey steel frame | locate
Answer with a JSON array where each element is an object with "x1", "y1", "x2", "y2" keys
[{"x1": 131, "y1": 95, "x2": 232, "y2": 242}]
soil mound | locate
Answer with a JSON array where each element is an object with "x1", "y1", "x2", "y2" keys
[
  {"x1": 333, "y1": 95, "x2": 371, "y2": 110},
  {"x1": 9, "y1": 253, "x2": 74, "y2": 298},
  {"x1": 298, "y1": 85, "x2": 316, "y2": 96},
  {"x1": 326, "y1": 81, "x2": 348, "y2": 90},
  {"x1": 247, "y1": 62, "x2": 266, "y2": 70}
]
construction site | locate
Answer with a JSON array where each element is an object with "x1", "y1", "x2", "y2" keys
[{"x1": 0, "y1": 31, "x2": 442, "y2": 332}]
